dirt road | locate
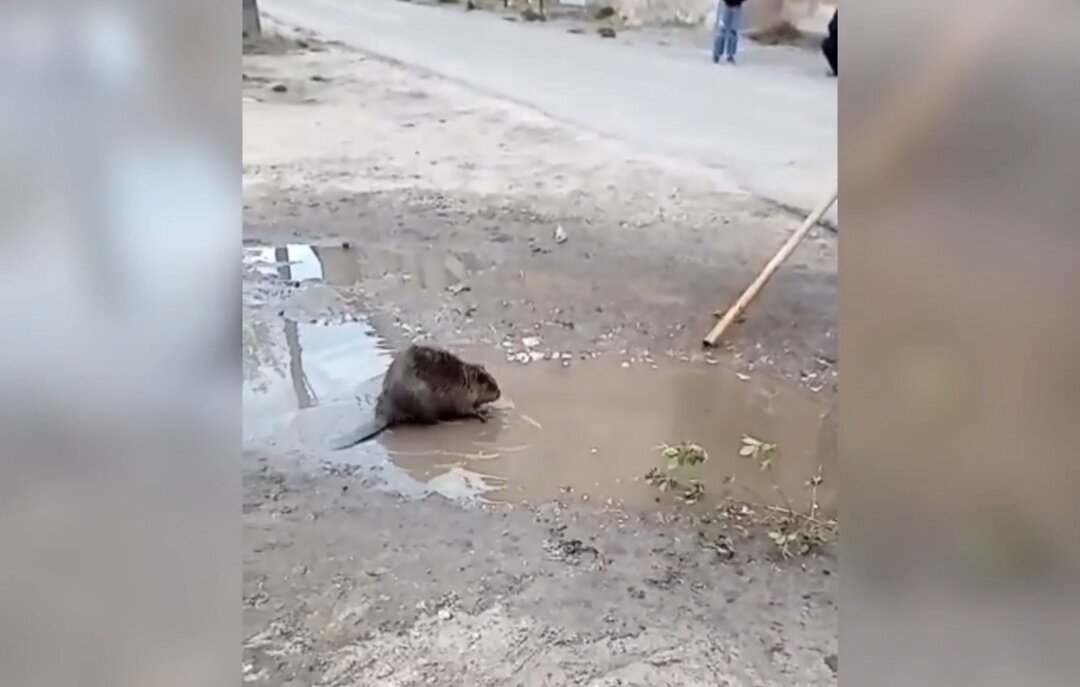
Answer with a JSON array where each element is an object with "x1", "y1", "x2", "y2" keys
[
  {"x1": 243, "y1": 24, "x2": 837, "y2": 686},
  {"x1": 257, "y1": 0, "x2": 838, "y2": 222}
]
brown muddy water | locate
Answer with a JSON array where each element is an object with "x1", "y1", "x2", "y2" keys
[{"x1": 243, "y1": 243, "x2": 836, "y2": 514}]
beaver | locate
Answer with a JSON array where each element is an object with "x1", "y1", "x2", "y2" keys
[{"x1": 330, "y1": 344, "x2": 501, "y2": 450}]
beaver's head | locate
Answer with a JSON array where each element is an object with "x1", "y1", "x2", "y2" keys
[{"x1": 468, "y1": 364, "x2": 501, "y2": 404}]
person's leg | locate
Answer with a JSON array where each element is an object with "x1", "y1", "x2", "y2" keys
[
  {"x1": 712, "y1": 6, "x2": 730, "y2": 62},
  {"x1": 726, "y1": 6, "x2": 742, "y2": 61},
  {"x1": 822, "y1": 31, "x2": 837, "y2": 75}
]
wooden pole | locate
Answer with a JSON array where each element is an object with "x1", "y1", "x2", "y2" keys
[{"x1": 703, "y1": 186, "x2": 838, "y2": 347}]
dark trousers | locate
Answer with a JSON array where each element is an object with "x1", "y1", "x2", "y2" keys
[{"x1": 822, "y1": 13, "x2": 838, "y2": 75}]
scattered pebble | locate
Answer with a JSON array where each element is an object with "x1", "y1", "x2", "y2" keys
[
  {"x1": 447, "y1": 283, "x2": 470, "y2": 295},
  {"x1": 553, "y1": 225, "x2": 568, "y2": 244},
  {"x1": 522, "y1": 336, "x2": 542, "y2": 348}
]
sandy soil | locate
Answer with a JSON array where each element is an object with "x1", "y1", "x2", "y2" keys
[
  {"x1": 245, "y1": 453, "x2": 837, "y2": 686},
  {"x1": 243, "y1": 25, "x2": 837, "y2": 686}
]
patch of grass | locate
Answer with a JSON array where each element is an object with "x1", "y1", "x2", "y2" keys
[
  {"x1": 661, "y1": 441, "x2": 707, "y2": 470},
  {"x1": 646, "y1": 434, "x2": 836, "y2": 561},
  {"x1": 738, "y1": 435, "x2": 776, "y2": 470},
  {"x1": 753, "y1": 460, "x2": 835, "y2": 560},
  {"x1": 645, "y1": 442, "x2": 709, "y2": 503}
]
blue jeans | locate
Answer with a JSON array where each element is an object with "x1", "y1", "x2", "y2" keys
[{"x1": 713, "y1": 6, "x2": 742, "y2": 61}]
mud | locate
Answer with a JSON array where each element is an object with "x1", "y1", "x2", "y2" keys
[
  {"x1": 389, "y1": 356, "x2": 835, "y2": 512},
  {"x1": 244, "y1": 240, "x2": 835, "y2": 511},
  {"x1": 243, "y1": 23, "x2": 837, "y2": 687}
]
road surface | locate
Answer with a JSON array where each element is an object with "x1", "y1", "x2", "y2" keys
[{"x1": 260, "y1": 0, "x2": 838, "y2": 223}]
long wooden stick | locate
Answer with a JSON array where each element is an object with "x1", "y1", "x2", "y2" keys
[{"x1": 703, "y1": 186, "x2": 838, "y2": 347}]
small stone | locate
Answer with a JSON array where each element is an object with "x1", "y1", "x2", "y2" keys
[
  {"x1": 447, "y1": 283, "x2": 470, "y2": 295},
  {"x1": 271, "y1": 83, "x2": 288, "y2": 93},
  {"x1": 437, "y1": 608, "x2": 453, "y2": 621},
  {"x1": 824, "y1": 654, "x2": 838, "y2": 674},
  {"x1": 522, "y1": 336, "x2": 542, "y2": 348},
  {"x1": 598, "y1": 27, "x2": 617, "y2": 39},
  {"x1": 553, "y1": 225, "x2": 568, "y2": 244}
]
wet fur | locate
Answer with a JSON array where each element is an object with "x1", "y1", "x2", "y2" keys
[{"x1": 330, "y1": 345, "x2": 501, "y2": 450}]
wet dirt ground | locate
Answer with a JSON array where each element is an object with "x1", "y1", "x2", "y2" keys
[{"x1": 244, "y1": 23, "x2": 837, "y2": 686}]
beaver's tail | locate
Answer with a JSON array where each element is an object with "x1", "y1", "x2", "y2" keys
[{"x1": 329, "y1": 416, "x2": 390, "y2": 450}]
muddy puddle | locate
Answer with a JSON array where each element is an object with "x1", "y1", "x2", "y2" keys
[
  {"x1": 386, "y1": 357, "x2": 835, "y2": 514},
  {"x1": 243, "y1": 242, "x2": 835, "y2": 512},
  {"x1": 244, "y1": 324, "x2": 833, "y2": 513},
  {"x1": 245, "y1": 241, "x2": 483, "y2": 292}
]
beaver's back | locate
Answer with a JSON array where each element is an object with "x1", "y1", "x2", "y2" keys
[{"x1": 378, "y1": 345, "x2": 484, "y2": 423}]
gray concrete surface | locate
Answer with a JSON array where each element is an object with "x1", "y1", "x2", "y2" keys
[{"x1": 260, "y1": 0, "x2": 838, "y2": 223}]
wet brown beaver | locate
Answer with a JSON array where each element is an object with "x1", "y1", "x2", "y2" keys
[{"x1": 330, "y1": 344, "x2": 501, "y2": 449}]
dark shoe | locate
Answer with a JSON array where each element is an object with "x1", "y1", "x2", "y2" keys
[{"x1": 726, "y1": 56, "x2": 736, "y2": 65}]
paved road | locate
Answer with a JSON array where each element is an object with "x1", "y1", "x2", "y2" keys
[{"x1": 260, "y1": 0, "x2": 838, "y2": 223}]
